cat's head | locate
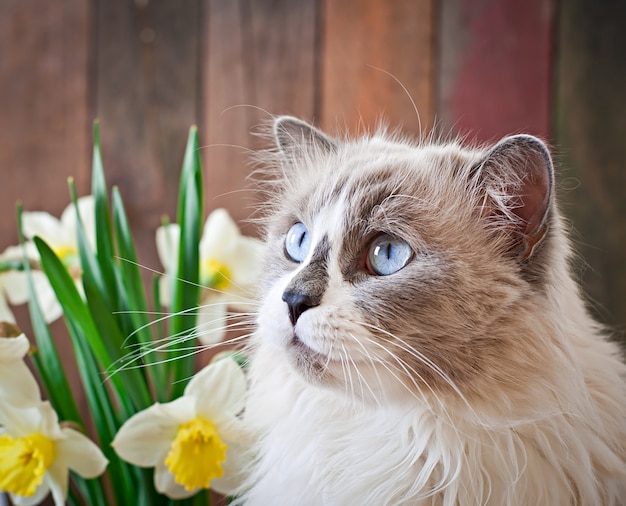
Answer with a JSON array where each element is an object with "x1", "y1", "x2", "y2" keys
[{"x1": 254, "y1": 116, "x2": 559, "y2": 408}]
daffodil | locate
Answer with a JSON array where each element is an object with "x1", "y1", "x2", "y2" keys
[
  {"x1": 156, "y1": 208, "x2": 263, "y2": 344},
  {"x1": 0, "y1": 326, "x2": 40, "y2": 407},
  {"x1": 0, "y1": 401, "x2": 107, "y2": 506},
  {"x1": 0, "y1": 275, "x2": 16, "y2": 324},
  {"x1": 1, "y1": 196, "x2": 95, "y2": 323},
  {"x1": 112, "y1": 357, "x2": 251, "y2": 499}
]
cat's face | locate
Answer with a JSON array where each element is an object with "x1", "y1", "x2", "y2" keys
[{"x1": 255, "y1": 117, "x2": 556, "y2": 407}]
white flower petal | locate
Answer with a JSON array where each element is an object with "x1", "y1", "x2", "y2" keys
[
  {"x1": 2, "y1": 271, "x2": 31, "y2": 306},
  {"x1": 186, "y1": 358, "x2": 247, "y2": 418},
  {"x1": 199, "y1": 209, "x2": 240, "y2": 262},
  {"x1": 155, "y1": 396, "x2": 196, "y2": 424},
  {"x1": 112, "y1": 401, "x2": 183, "y2": 467},
  {"x1": 21, "y1": 212, "x2": 69, "y2": 247},
  {"x1": 196, "y1": 299, "x2": 228, "y2": 345},
  {"x1": 62, "y1": 196, "x2": 95, "y2": 249},
  {"x1": 46, "y1": 461, "x2": 69, "y2": 506},
  {"x1": 4, "y1": 270, "x2": 63, "y2": 323},
  {"x1": 0, "y1": 402, "x2": 43, "y2": 436},
  {"x1": 37, "y1": 402, "x2": 63, "y2": 440},
  {"x1": 155, "y1": 223, "x2": 180, "y2": 274},
  {"x1": 158, "y1": 274, "x2": 171, "y2": 308},
  {"x1": 1, "y1": 243, "x2": 39, "y2": 265},
  {"x1": 0, "y1": 362, "x2": 41, "y2": 406},
  {"x1": 211, "y1": 439, "x2": 250, "y2": 496},
  {"x1": 0, "y1": 333, "x2": 29, "y2": 359},
  {"x1": 56, "y1": 427, "x2": 108, "y2": 478},
  {"x1": 153, "y1": 458, "x2": 197, "y2": 500},
  {"x1": 30, "y1": 273, "x2": 63, "y2": 324},
  {"x1": 0, "y1": 293, "x2": 15, "y2": 323},
  {"x1": 228, "y1": 236, "x2": 264, "y2": 287}
]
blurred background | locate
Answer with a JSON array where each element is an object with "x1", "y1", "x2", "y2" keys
[{"x1": 1, "y1": 0, "x2": 624, "y2": 378}]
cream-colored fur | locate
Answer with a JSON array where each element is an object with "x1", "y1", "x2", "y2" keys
[{"x1": 237, "y1": 118, "x2": 626, "y2": 505}]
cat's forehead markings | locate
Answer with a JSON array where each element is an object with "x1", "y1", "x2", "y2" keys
[{"x1": 311, "y1": 190, "x2": 348, "y2": 249}]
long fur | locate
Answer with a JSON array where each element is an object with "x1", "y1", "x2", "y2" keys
[{"x1": 237, "y1": 119, "x2": 626, "y2": 505}]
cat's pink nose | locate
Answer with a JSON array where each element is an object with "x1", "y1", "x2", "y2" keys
[{"x1": 282, "y1": 289, "x2": 320, "y2": 325}]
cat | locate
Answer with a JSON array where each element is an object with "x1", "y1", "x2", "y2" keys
[{"x1": 236, "y1": 116, "x2": 626, "y2": 505}]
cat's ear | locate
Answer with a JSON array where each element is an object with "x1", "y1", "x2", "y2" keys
[
  {"x1": 273, "y1": 116, "x2": 337, "y2": 156},
  {"x1": 472, "y1": 134, "x2": 554, "y2": 260}
]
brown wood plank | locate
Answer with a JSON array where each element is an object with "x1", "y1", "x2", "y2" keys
[
  {"x1": 0, "y1": 0, "x2": 92, "y2": 251},
  {"x1": 203, "y1": 0, "x2": 318, "y2": 230},
  {"x1": 321, "y1": 0, "x2": 434, "y2": 137},
  {"x1": 94, "y1": 0, "x2": 203, "y2": 271},
  {"x1": 437, "y1": 0, "x2": 555, "y2": 143},
  {"x1": 554, "y1": 1, "x2": 626, "y2": 333}
]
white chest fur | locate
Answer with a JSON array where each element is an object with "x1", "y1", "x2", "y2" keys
[{"x1": 239, "y1": 342, "x2": 626, "y2": 506}]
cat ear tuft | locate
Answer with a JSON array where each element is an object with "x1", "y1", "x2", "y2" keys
[
  {"x1": 273, "y1": 116, "x2": 337, "y2": 156},
  {"x1": 474, "y1": 134, "x2": 554, "y2": 260}
]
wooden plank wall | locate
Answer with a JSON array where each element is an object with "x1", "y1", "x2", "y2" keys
[{"x1": 1, "y1": 0, "x2": 625, "y2": 436}]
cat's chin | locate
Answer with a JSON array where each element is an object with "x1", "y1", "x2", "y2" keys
[{"x1": 285, "y1": 333, "x2": 331, "y2": 384}]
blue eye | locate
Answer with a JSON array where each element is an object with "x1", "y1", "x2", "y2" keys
[
  {"x1": 366, "y1": 234, "x2": 413, "y2": 276},
  {"x1": 285, "y1": 222, "x2": 310, "y2": 263}
]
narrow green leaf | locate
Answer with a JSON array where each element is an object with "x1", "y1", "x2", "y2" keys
[
  {"x1": 111, "y1": 187, "x2": 164, "y2": 386},
  {"x1": 90, "y1": 121, "x2": 118, "y2": 307},
  {"x1": 170, "y1": 126, "x2": 203, "y2": 396},
  {"x1": 33, "y1": 237, "x2": 150, "y2": 412}
]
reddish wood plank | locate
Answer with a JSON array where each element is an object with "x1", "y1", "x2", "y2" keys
[
  {"x1": 554, "y1": 1, "x2": 626, "y2": 332},
  {"x1": 203, "y1": 0, "x2": 318, "y2": 229},
  {"x1": 437, "y1": 0, "x2": 555, "y2": 142},
  {"x1": 0, "y1": 0, "x2": 91, "y2": 251},
  {"x1": 321, "y1": 0, "x2": 434, "y2": 137}
]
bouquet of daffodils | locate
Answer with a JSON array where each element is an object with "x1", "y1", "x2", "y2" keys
[{"x1": 0, "y1": 124, "x2": 262, "y2": 505}]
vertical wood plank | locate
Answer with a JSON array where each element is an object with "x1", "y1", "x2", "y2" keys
[
  {"x1": 0, "y1": 0, "x2": 91, "y2": 250},
  {"x1": 321, "y1": 0, "x2": 434, "y2": 137},
  {"x1": 554, "y1": 1, "x2": 626, "y2": 332},
  {"x1": 94, "y1": 0, "x2": 203, "y2": 270},
  {"x1": 437, "y1": 0, "x2": 555, "y2": 142},
  {"x1": 203, "y1": 0, "x2": 318, "y2": 229}
]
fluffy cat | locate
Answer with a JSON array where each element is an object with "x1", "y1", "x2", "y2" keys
[{"x1": 237, "y1": 116, "x2": 626, "y2": 505}]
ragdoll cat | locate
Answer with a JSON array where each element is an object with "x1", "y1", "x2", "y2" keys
[{"x1": 238, "y1": 116, "x2": 626, "y2": 505}]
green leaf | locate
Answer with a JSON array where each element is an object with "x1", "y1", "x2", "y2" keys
[
  {"x1": 169, "y1": 126, "x2": 203, "y2": 396},
  {"x1": 90, "y1": 121, "x2": 118, "y2": 307},
  {"x1": 33, "y1": 237, "x2": 150, "y2": 411},
  {"x1": 111, "y1": 186, "x2": 168, "y2": 394}
]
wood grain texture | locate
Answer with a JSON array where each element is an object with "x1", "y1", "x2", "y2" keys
[
  {"x1": 437, "y1": 0, "x2": 555, "y2": 142},
  {"x1": 203, "y1": 0, "x2": 318, "y2": 230},
  {"x1": 321, "y1": 0, "x2": 434, "y2": 137},
  {"x1": 0, "y1": 0, "x2": 91, "y2": 251},
  {"x1": 554, "y1": 1, "x2": 626, "y2": 332},
  {"x1": 94, "y1": 0, "x2": 203, "y2": 271}
]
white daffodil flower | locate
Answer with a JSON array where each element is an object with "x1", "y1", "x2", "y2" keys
[
  {"x1": 0, "y1": 401, "x2": 107, "y2": 506},
  {"x1": 112, "y1": 357, "x2": 251, "y2": 499},
  {"x1": 0, "y1": 329, "x2": 40, "y2": 407},
  {"x1": 1, "y1": 196, "x2": 95, "y2": 323},
  {"x1": 0, "y1": 277, "x2": 16, "y2": 324},
  {"x1": 156, "y1": 208, "x2": 263, "y2": 344}
]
